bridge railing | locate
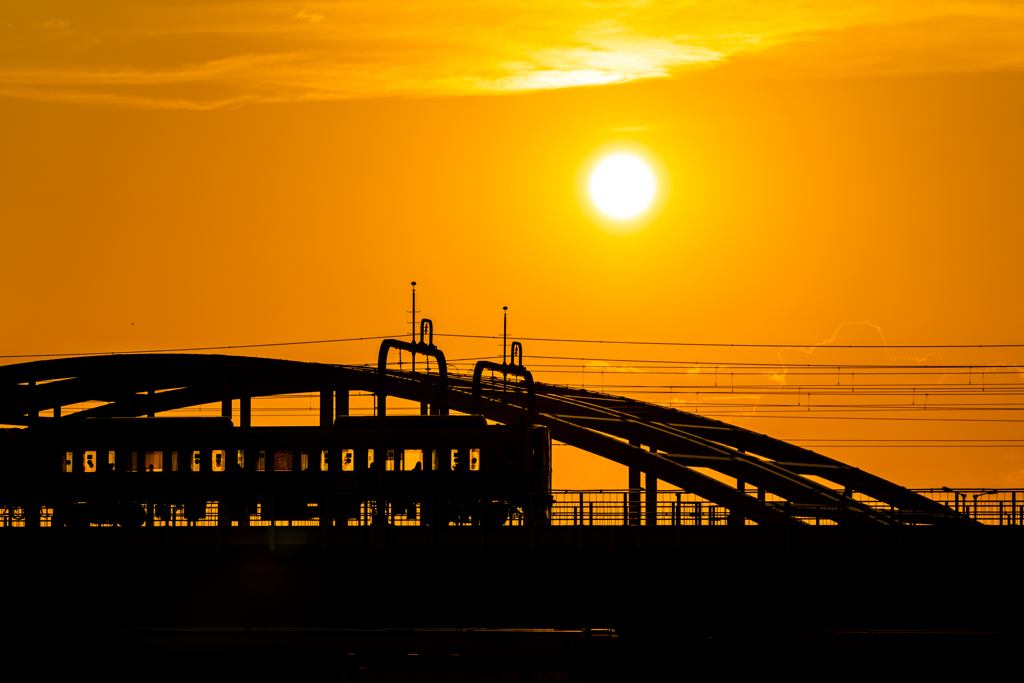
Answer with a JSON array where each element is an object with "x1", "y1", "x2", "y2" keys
[{"x1": 3, "y1": 489, "x2": 1023, "y2": 528}]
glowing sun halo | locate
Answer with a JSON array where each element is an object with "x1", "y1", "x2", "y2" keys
[{"x1": 589, "y1": 154, "x2": 656, "y2": 219}]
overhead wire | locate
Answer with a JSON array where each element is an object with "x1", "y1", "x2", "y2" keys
[
  {"x1": 433, "y1": 333, "x2": 1024, "y2": 349},
  {"x1": 6, "y1": 330, "x2": 1024, "y2": 434},
  {"x1": 6, "y1": 331, "x2": 1024, "y2": 360},
  {"x1": 0, "y1": 334, "x2": 405, "y2": 359}
]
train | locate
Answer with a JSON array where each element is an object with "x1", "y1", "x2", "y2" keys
[{"x1": 0, "y1": 330, "x2": 553, "y2": 529}]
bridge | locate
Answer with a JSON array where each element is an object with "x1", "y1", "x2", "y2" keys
[
  {"x1": 2, "y1": 349, "x2": 1023, "y2": 674},
  {"x1": 0, "y1": 351, "x2": 973, "y2": 529}
]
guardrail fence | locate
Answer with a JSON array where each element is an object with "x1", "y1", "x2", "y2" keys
[{"x1": 3, "y1": 489, "x2": 1023, "y2": 528}]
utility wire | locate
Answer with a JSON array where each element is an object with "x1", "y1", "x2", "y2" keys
[
  {"x1": 0, "y1": 334, "x2": 404, "y2": 359},
  {"x1": 525, "y1": 357, "x2": 1023, "y2": 370},
  {"x1": 434, "y1": 333, "x2": 1024, "y2": 349},
  {"x1": 6, "y1": 332, "x2": 1024, "y2": 360}
]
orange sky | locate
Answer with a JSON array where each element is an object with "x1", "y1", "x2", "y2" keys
[{"x1": 3, "y1": 1, "x2": 1023, "y2": 490}]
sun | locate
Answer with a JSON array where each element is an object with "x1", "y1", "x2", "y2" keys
[{"x1": 588, "y1": 154, "x2": 656, "y2": 220}]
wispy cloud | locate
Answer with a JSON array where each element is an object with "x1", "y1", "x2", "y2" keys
[
  {"x1": 771, "y1": 321, "x2": 941, "y2": 386},
  {"x1": 586, "y1": 360, "x2": 643, "y2": 373},
  {"x1": 39, "y1": 19, "x2": 71, "y2": 31},
  {"x1": 1, "y1": 1, "x2": 1022, "y2": 108},
  {"x1": 294, "y1": 9, "x2": 326, "y2": 23}
]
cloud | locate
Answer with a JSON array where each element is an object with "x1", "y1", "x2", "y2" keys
[
  {"x1": 2, "y1": 1, "x2": 1023, "y2": 109},
  {"x1": 730, "y1": 14, "x2": 1024, "y2": 79},
  {"x1": 40, "y1": 19, "x2": 71, "y2": 31},
  {"x1": 586, "y1": 360, "x2": 643, "y2": 373},
  {"x1": 775, "y1": 321, "x2": 940, "y2": 377},
  {"x1": 295, "y1": 9, "x2": 326, "y2": 23}
]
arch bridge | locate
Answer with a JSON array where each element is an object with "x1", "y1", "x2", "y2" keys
[{"x1": 0, "y1": 351, "x2": 963, "y2": 529}]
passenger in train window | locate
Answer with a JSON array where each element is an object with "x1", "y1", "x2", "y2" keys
[
  {"x1": 404, "y1": 449, "x2": 423, "y2": 471},
  {"x1": 275, "y1": 450, "x2": 291, "y2": 471}
]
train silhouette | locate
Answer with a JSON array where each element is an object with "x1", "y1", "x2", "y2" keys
[{"x1": 1, "y1": 324, "x2": 553, "y2": 529}]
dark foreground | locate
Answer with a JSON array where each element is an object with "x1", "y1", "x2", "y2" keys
[{"x1": 2, "y1": 524, "x2": 1022, "y2": 679}]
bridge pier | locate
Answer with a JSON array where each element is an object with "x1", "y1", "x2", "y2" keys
[
  {"x1": 645, "y1": 454, "x2": 658, "y2": 527},
  {"x1": 320, "y1": 389, "x2": 332, "y2": 427},
  {"x1": 240, "y1": 392, "x2": 251, "y2": 428},
  {"x1": 121, "y1": 378, "x2": 132, "y2": 417},
  {"x1": 27, "y1": 379, "x2": 37, "y2": 426},
  {"x1": 336, "y1": 388, "x2": 349, "y2": 419},
  {"x1": 628, "y1": 442, "x2": 641, "y2": 526}
]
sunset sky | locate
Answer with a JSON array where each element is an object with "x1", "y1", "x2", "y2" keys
[{"x1": 3, "y1": 1, "x2": 1023, "y2": 490}]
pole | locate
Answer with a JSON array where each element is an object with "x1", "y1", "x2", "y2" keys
[
  {"x1": 411, "y1": 281, "x2": 417, "y2": 373},
  {"x1": 502, "y1": 306, "x2": 508, "y2": 397}
]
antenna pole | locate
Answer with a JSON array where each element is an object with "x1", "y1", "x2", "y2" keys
[
  {"x1": 502, "y1": 306, "x2": 508, "y2": 398},
  {"x1": 411, "y1": 281, "x2": 417, "y2": 373}
]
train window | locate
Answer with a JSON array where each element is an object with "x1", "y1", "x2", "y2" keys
[
  {"x1": 84, "y1": 451, "x2": 97, "y2": 472},
  {"x1": 238, "y1": 450, "x2": 245, "y2": 469},
  {"x1": 368, "y1": 449, "x2": 374, "y2": 468},
  {"x1": 300, "y1": 451, "x2": 308, "y2": 471},
  {"x1": 431, "y1": 449, "x2": 438, "y2": 471},
  {"x1": 450, "y1": 449, "x2": 458, "y2": 470},
  {"x1": 405, "y1": 449, "x2": 423, "y2": 471},
  {"x1": 64, "y1": 451, "x2": 73, "y2": 473},
  {"x1": 274, "y1": 450, "x2": 292, "y2": 471},
  {"x1": 212, "y1": 450, "x2": 225, "y2": 472},
  {"x1": 341, "y1": 448, "x2": 354, "y2": 471},
  {"x1": 145, "y1": 451, "x2": 163, "y2": 472},
  {"x1": 470, "y1": 448, "x2": 480, "y2": 471}
]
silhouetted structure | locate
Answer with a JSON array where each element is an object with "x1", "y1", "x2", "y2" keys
[
  {"x1": 2, "y1": 330, "x2": 1022, "y2": 676},
  {"x1": 0, "y1": 330, "x2": 972, "y2": 530}
]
